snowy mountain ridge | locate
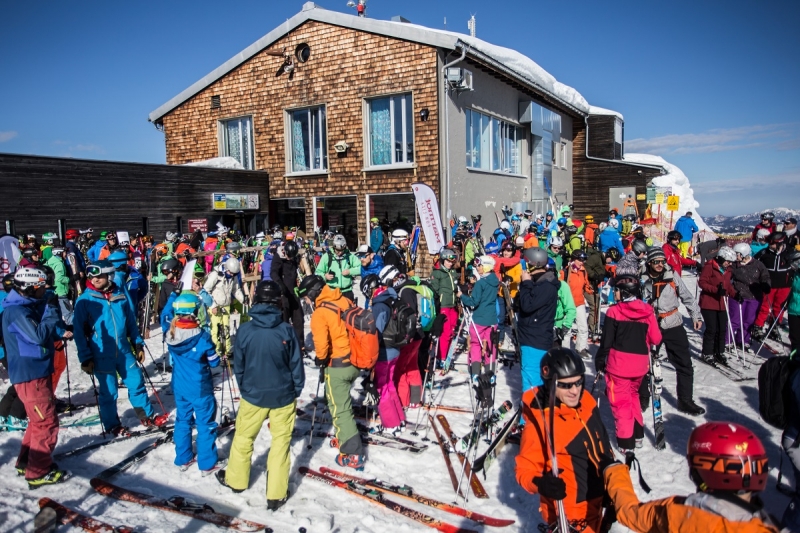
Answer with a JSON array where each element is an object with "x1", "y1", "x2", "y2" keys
[{"x1": 703, "y1": 207, "x2": 799, "y2": 234}]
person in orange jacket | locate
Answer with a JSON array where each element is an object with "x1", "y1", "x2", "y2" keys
[
  {"x1": 516, "y1": 348, "x2": 615, "y2": 533},
  {"x1": 604, "y1": 421, "x2": 785, "y2": 532},
  {"x1": 566, "y1": 250, "x2": 592, "y2": 359}
]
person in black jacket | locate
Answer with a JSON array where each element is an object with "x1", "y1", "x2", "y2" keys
[
  {"x1": 270, "y1": 240, "x2": 304, "y2": 352},
  {"x1": 217, "y1": 281, "x2": 305, "y2": 510},
  {"x1": 517, "y1": 247, "x2": 560, "y2": 393},
  {"x1": 753, "y1": 231, "x2": 792, "y2": 340},
  {"x1": 584, "y1": 243, "x2": 606, "y2": 341}
]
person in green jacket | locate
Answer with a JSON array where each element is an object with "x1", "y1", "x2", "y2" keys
[
  {"x1": 46, "y1": 248, "x2": 70, "y2": 299},
  {"x1": 548, "y1": 237, "x2": 565, "y2": 275},
  {"x1": 314, "y1": 234, "x2": 361, "y2": 302},
  {"x1": 565, "y1": 224, "x2": 583, "y2": 255},
  {"x1": 430, "y1": 248, "x2": 459, "y2": 365},
  {"x1": 549, "y1": 258, "x2": 576, "y2": 348}
]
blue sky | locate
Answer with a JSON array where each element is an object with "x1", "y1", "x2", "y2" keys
[{"x1": 1, "y1": 0, "x2": 798, "y2": 216}]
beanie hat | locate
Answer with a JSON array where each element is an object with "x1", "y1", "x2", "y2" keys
[{"x1": 647, "y1": 247, "x2": 667, "y2": 263}]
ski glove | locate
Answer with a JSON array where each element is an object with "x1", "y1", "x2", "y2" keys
[
  {"x1": 81, "y1": 360, "x2": 94, "y2": 375},
  {"x1": 314, "y1": 357, "x2": 329, "y2": 368},
  {"x1": 474, "y1": 371, "x2": 495, "y2": 406},
  {"x1": 532, "y1": 473, "x2": 566, "y2": 500},
  {"x1": 716, "y1": 283, "x2": 727, "y2": 297},
  {"x1": 362, "y1": 375, "x2": 379, "y2": 406},
  {"x1": 135, "y1": 344, "x2": 145, "y2": 364}
]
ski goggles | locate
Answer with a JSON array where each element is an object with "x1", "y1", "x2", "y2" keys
[
  {"x1": 555, "y1": 376, "x2": 584, "y2": 390},
  {"x1": 86, "y1": 264, "x2": 115, "y2": 278}
]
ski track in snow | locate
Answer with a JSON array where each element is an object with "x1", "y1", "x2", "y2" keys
[{"x1": 0, "y1": 274, "x2": 793, "y2": 532}]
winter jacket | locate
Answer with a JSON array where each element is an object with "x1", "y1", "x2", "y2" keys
[
  {"x1": 203, "y1": 237, "x2": 219, "y2": 273},
  {"x1": 751, "y1": 222, "x2": 776, "y2": 242},
  {"x1": 585, "y1": 247, "x2": 606, "y2": 285},
  {"x1": 598, "y1": 227, "x2": 625, "y2": 256},
  {"x1": 360, "y1": 255, "x2": 384, "y2": 279},
  {"x1": 430, "y1": 263, "x2": 458, "y2": 309},
  {"x1": 498, "y1": 261, "x2": 523, "y2": 298},
  {"x1": 65, "y1": 240, "x2": 86, "y2": 273},
  {"x1": 516, "y1": 271, "x2": 560, "y2": 350},
  {"x1": 233, "y1": 303, "x2": 304, "y2": 409},
  {"x1": 73, "y1": 284, "x2": 143, "y2": 369},
  {"x1": 112, "y1": 270, "x2": 137, "y2": 319},
  {"x1": 0, "y1": 290, "x2": 60, "y2": 384},
  {"x1": 785, "y1": 361, "x2": 800, "y2": 445},
  {"x1": 555, "y1": 280, "x2": 577, "y2": 330},
  {"x1": 662, "y1": 242, "x2": 696, "y2": 277},
  {"x1": 370, "y1": 226, "x2": 384, "y2": 251},
  {"x1": 595, "y1": 299, "x2": 662, "y2": 378},
  {"x1": 604, "y1": 463, "x2": 781, "y2": 533},
  {"x1": 642, "y1": 270, "x2": 702, "y2": 330},
  {"x1": 314, "y1": 250, "x2": 361, "y2": 293},
  {"x1": 86, "y1": 239, "x2": 105, "y2": 263},
  {"x1": 566, "y1": 262, "x2": 591, "y2": 306},
  {"x1": 382, "y1": 245, "x2": 409, "y2": 275},
  {"x1": 311, "y1": 286, "x2": 352, "y2": 365},
  {"x1": 167, "y1": 321, "x2": 219, "y2": 398},
  {"x1": 674, "y1": 215, "x2": 699, "y2": 243},
  {"x1": 730, "y1": 258, "x2": 771, "y2": 301},
  {"x1": 157, "y1": 279, "x2": 179, "y2": 316},
  {"x1": 755, "y1": 247, "x2": 792, "y2": 288},
  {"x1": 516, "y1": 387, "x2": 612, "y2": 533},
  {"x1": 203, "y1": 270, "x2": 245, "y2": 310},
  {"x1": 789, "y1": 274, "x2": 800, "y2": 317},
  {"x1": 126, "y1": 268, "x2": 148, "y2": 309},
  {"x1": 46, "y1": 255, "x2": 70, "y2": 297},
  {"x1": 459, "y1": 271, "x2": 499, "y2": 327},
  {"x1": 583, "y1": 223, "x2": 599, "y2": 248},
  {"x1": 698, "y1": 259, "x2": 735, "y2": 311},
  {"x1": 547, "y1": 247, "x2": 563, "y2": 275},
  {"x1": 270, "y1": 254, "x2": 300, "y2": 301},
  {"x1": 371, "y1": 287, "x2": 400, "y2": 362},
  {"x1": 751, "y1": 240, "x2": 768, "y2": 257}
]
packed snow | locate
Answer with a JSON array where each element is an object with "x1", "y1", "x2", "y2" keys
[
  {"x1": 0, "y1": 274, "x2": 792, "y2": 532},
  {"x1": 182, "y1": 157, "x2": 245, "y2": 170}
]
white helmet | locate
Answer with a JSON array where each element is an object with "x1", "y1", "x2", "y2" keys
[
  {"x1": 273, "y1": 230, "x2": 283, "y2": 240},
  {"x1": 51, "y1": 247, "x2": 65, "y2": 257},
  {"x1": 598, "y1": 222, "x2": 608, "y2": 233},
  {"x1": 166, "y1": 231, "x2": 177, "y2": 242},
  {"x1": 756, "y1": 228, "x2": 770, "y2": 240},
  {"x1": 223, "y1": 257, "x2": 241, "y2": 274},
  {"x1": 379, "y1": 265, "x2": 400, "y2": 286},
  {"x1": 733, "y1": 243, "x2": 751, "y2": 258},
  {"x1": 500, "y1": 220, "x2": 511, "y2": 230},
  {"x1": 458, "y1": 216, "x2": 468, "y2": 225},
  {"x1": 391, "y1": 229, "x2": 409, "y2": 241},
  {"x1": 332, "y1": 234, "x2": 347, "y2": 251},
  {"x1": 255, "y1": 231, "x2": 265, "y2": 240},
  {"x1": 717, "y1": 246, "x2": 737, "y2": 262},
  {"x1": 14, "y1": 267, "x2": 47, "y2": 290},
  {"x1": 550, "y1": 236, "x2": 564, "y2": 247},
  {"x1": 609, "y1": 219, "x2": 620, "y2": 229}
]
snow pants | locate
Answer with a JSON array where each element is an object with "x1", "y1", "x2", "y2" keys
[
  {"x1": 782, "y1": 430, "x2": 800, "y2": 530},
  {"x1": 520, "y1": 346, "x2": 547, "y2": 393},
  {"x1": 174, "y1": 392, "x2": 218, "y2": 470},
  {"x1": 210, "y1": 307, "x2": 232, "y2": 356},
  {"x1": 679, "y1": 241, "x2": 691, "y2": 258},
  {"x1": 468, "y1": 324, "x2": 495, "y2": 366},
  {"x1": 325, "y1": 365, "x2": 363, "y2": 456},
  {"x1": 374, "y1": 358, "x2": 404, "y2": 429},
  {"x1": 15, "y1": 376, "x2": 59, "y2": 479},
  {"x1": 755, "y1": 286, "x2": 791, "y2": 327},
  {"x1": 606, "y1": 372, "x2": 645, "y2": 450},
  {"x1": 726, "y1": 298, "x2": 759, "y2": 345},
  {"x1": 701, "y1": 309, "x2": 727, "y2": 356},
  {"x1": 282, "y1": 295, "x2": 305, "y2": 351},
  {"x1": 226, "y1": 398, "x2": 296, "y2": 500},
  {"x1": 640, "y1": 326, "x2": 694, "y2": 404},
  {"x1": 395, "y1": 338, "x2": 422, "y2": 406},
  {"x1": 438, "y1": 307, "x2": 459, "y2": 361},
  {"x1": 95, "y1": 352, "x2": 154, "y2": 431},
  {"x1": 790, "y1": 314, "x2": 800, "y2": 357},
  {"x1": 574, "y1": 305, "x2": 589, "y2": 352},
  {"x1": 585, "y1": 291, "x2": 600, "y2": 336}
]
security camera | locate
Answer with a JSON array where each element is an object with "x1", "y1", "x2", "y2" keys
[{"x1": 333, "y1": 140, "x2": 349, "y2": 153}]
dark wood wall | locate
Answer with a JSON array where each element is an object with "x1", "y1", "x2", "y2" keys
[
  {"x1": 0, "y1": 153, "x2": 268, "y2": 239},
  {"x1": 586, "y1": 115, "x2": 618, "y2": 160}
]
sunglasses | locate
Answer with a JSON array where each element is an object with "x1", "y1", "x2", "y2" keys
[
  {"x1": 555, "y1": 376, "x2": 584, "y2": 390},
  {"x1": 650, "y1": 260, "x2": 666, "y2": 265}
]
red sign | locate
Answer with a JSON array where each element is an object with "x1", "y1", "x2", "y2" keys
[{"x1": 188, "y1": 219, "x2": 208, "y2": 232}]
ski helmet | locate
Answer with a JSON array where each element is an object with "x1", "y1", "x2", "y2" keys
[
  {"x1": 631, "y1": 239, "x2": 649, "y2": 255},
  {"x1": 570, "y1": 250, "x2": 587, "y2": 262},
  {"x1": 524, "y1": 210, "x2": 533, "y2": 218},
  {"x1": 66, "y1": 229, "x2": 80, "y2": 240},
  {"x1": 160, "y1": 258, "x2": 181, "y2": 275},
  {"x1": 51, "y1": 247, "x2": 65, "y2": 257},
  {"x1": 716, "y1": 246, "x2": 737, "y2": 263},
  {"x1": 585, "y1": 215, "x2": 595, "y2": 224},
  {"x1": 379, "y1": 265, "x2": 400, "y2": 286},
  {"x1": 787, "y1": 249, "x2": 800, "y2": 271},
  {"x1": 565, "y1": 225, "x2": 578, "y2": 236},
  {"x1": 2, "y1": 274, "x2": 14, "y2": 293},
  {"x1": 499, "y1": 220, "x2": 511, "y2": 231},
  {"x1": 39, "y1": 265, "x2": 56, "y2": 287},
  {"x1": 14, "y1": 267, "x2": 47, "y2": 292},
  {"x1": 515, "y1": 236, "x2": 525, "y2": 247},
  {"x1": 479, "y1": 255, "x2": 496, "y2": 270},
  {"x1": 297, "y1": 275, "x2": 326, "y2": 301},
  {"x1": 540, "y1": 348, "x2": 585, "y2": 383},
  {"x1": 523, "y1": 247, "x2": 548, "y2": 269},
  {"x1": 546, "y1": 258, "x2": 557, "y2": 272},
  {"x1": 768, "y1": 231, "x2": 786, "y2": 244},
  {"x1": 439, "y1": 248, "x2": 457, "y2": 262},
  {"x1": 42, "y1": 232, "x2": 57, "y2": 244},
  {"x1": 253, "y1": 280, "x2": 282, "y2": 306},
  {"x1": 223, "y1": 258, "x2": 240, "y2": 274},
  {"x1": 392, "y1": 229, "x2": 409, "y2": 241},
  {"x1": 756, "y1": 228, "x2": 770, "y2": 240},
  {"x1": 273, "y1": 230, "x2": 283, "y2": 240},
  {"x1": 761, "y1": 212, "x2": 774, "y2": 221},
  {"x1": 614, "y1": 275, "x2": 641, "y2": 299},
  {"x1": 609, "y1": 219, "x2": 620, "y2": 229},
  {"x1": 360, "y1": 274, "x2": 380, "y2": 300},
  {"x1": 172, "y1": 293, "x2": 200, "y2": 316},
  {"x1": 549, "y1": 236, "x2": 563, "y2": 248},
  {"x1": 606, "y1": 247, "x2": 622, "y2": 263},
  {"x1": 546, "y1": 211, "x2": 554, "y2": 217},
  {"x1": 733, "y1": 243, "x2": 751, "y2": 258},
  {"x1": 687, "y1": 422, "x2": 768, "y2": 492},
  {"x1": 667, "y1": 230, "x2": 682, "y2": 242},
  {"x1": 458, "y1": 216, "x2": 469, "y2": 226},
  {"x1": 283, "y1": 240, "x2": 299, "y2": 259},
  {"x1": 165, "y1": 231, "x2": 178, "y2": 242},
  {"x1": 598, "y1": 222, "x2": 608, "y2": 233},
  {"x1": 500, "y1": 240, "x2": 514, "y2": 252},
  {"x1": 332, "y1": 234, "x2": 347, "y2": 251},
  {"x1": 557, "y1": 217, "x2": 567, "y2": 227},
  {"x1": 87, "y1": 260, "x2": 117, "y2": 279},
  {"x1": 108, "y1": 249, "x2": 129, "y2": 269},
  {"x1": 484, "y1": 242, "x2": 500, "y2": 255},
  {"x1": 225, "y1": 242, "x2": 242, "y2": 253}
]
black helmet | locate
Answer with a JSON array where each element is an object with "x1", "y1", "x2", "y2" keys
[
  {"x1": 667, "y1": 230, "x2": 681, "y2": 241},
  {"x1": 523, "y1": 247, "x2": 548, "y2": 269},
  {"x1": 254, "y1": 280, "x2": 282, "y2": 306},
  {"x1": 570, "y1": 250, "x2": 587, "y2": 262},
  {"x1": 297, "y1": 275, "x2": 326, "y2": 301},
  {"x1": 631, "y1": 239, "x2": 649, "y2": 255},
  {"x1": 39, "y1": 265, "x2": 55, "y2": 287},
  {"x1": 283, "y1": 241, "x2": 299, "y2": 259},
  {"x1": 762, "y1": 211, "x2": 775, "y2": 221},
  {"x1": 768, "y1": 231, "x2": 786, "y2": 244},
  {"x1": 160, "y1": 258, "x2": 181, "y2": 274},
  {"x1": 565, "y1": 225, "x2": 578, "y2": 236},
  {"x1": 540, "y1": 348, "x2": 585, "y2": 383},
  {"x1": 606, "y1": 248, "x2": 622, "y2": 263},
  {"x1": 3, "y1": 273, "x2": 15, "y2": 293},
  {"x1": 360, "y1": 274, "x2": 380, "y2": 300},
  {"x1": 614, "y1": 275, "x2": 641, "y2": 298}
]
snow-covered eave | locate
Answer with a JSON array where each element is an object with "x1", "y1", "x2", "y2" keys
[{"x1": 588, "y1": 105, "x2": 623, "y2": 121}]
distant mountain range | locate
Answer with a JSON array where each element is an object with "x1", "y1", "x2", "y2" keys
[{"x1": 703, "y1": 207, "x2": 799, "y2": 235}]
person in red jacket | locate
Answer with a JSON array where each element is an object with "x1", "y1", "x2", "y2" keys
[
  {"x1": 751, "y1": 211, "x2": 776, "y2": 242},
  {"x1": 663, "y1": 231, "x2": 697, "y2": 276},
  {"x1": 698, "y1": 247, "x2": 737, "y2": 366}
]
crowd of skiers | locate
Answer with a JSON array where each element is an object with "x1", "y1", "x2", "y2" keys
[{"x1": 1, "y1": 204, "x2": 799, "y2": 531}]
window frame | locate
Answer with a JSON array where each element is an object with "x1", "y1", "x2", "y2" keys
[
  {"x1": 284, "y1": 104, "x2": 329, "y2": 177},
  {"x1": 363, "y1": 92, "x2": 416, "y2": 170},
  {"x1": 218, "y1": 115, "x2": 255, "y2": 170},
  {"x1": 560, "y1": 141, "x2": 568, "y2": 169},
  {"x1": 465, "y1": 108, "x2": 526, "y2": 176}
]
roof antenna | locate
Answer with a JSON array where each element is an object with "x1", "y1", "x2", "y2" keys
[
  {"x1": 468, "y1": 14, "x2": 476, "y2": 37},
  {"x1": 346, "y1": 0, "x2": 367, "y2": 17}
]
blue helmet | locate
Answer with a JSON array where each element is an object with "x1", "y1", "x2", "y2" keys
[
  {"x1": 484, "y1": 242, "x2": 500, "y2": 255},
  {"x1": 107, "y1": 249, "x2": 129, "y2": 268},
  {"x1": 511, "y1": 215, "x2": 521, "y2": 222},
  {"x1": 557, "y1": 217, "x2": 567, "y2": 226},
  {"x1": 546, "y1": 211, "x2": 554, "y2": 217},
  {"x1": 546, "y1": 258, "x2": 557, "y2": 271},
  {"x1": 172, "y1": 292, "x2": 200, "y2": 316}
]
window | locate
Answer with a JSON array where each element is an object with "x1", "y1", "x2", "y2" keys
[
  {"x1": 367, "y1": 94, "x2": 413, "y2": 166},
  {"x1": 560, "y1": 142, "x2": 567, "y2": 169},
  {"x1": 221, "y1": 116, "x2": 254, "y2": 170},
  {"x1": 465, "y1": 109, "x2": 524, "y2": 174},
  {"x1": 289, "y1": 106, "x2": 327, "y2": 173}
]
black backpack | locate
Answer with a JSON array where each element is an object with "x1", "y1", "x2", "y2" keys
[
  {"x1": 382, "y1": 298, "x2": 417, "y2": 349},
  {"x1": 757, "y1": 356, "x2": 793, "y2": 429}
]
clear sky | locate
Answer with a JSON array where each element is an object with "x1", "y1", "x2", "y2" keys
[{"x1": 1, "y1": 0, "x2": 798, "y2": 217}]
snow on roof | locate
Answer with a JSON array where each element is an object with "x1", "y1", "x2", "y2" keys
[
  {"x1": 149, "y1": 2, "x2": 590, "y2": 123},
  {"x1": 588, "y1": 105, "x2": 624, "y2": 120},
  {"x1": 182, "y1": 156, "x2": 244, "y2": 169}
]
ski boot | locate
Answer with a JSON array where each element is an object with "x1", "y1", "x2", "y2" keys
[
  {"x1": 750, "y1": 325, "x2": 765, "y2": 342},
  {"x1": 27, "y1": 466, "x2": 71, "y2": 490},
  {"x1": 142, "y1": 413, "x2": 170, "y2": 428},
  {"x1": 677, "y1": 398, "x2": 706, "y2": 416},
  {"x1": 110, "y1": 425, "x2": 133, "y2": 438},
  {"x1": 215, "y1": 469, "x2": 244, "y2": 493},
  {"x1": 335, "y1": 453, "x2": 365, "y2": 471},
  {"x1": 267, "y1": 492, "x2": 289, "y2": 511},
  {"x1": 714, "y1": 352, "x2": 729, "y2": 367},
  {"x1": 201, "y1": 459, "x2": 227, "y2": 477},
  {"x1": 700, "y1": 353, "x2": 717, "y2": 367}
]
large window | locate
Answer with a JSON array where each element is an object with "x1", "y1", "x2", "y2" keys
[
  {"x1": 221, "y1": 116, "x2": 254, "y2": 170},
  {"x1": 465, "y1": 109, "x2": 524, "y2": 174},
  {"x1": 289, "y1": 106, "x2": 327, "y2": 173},
  {"x1": 367, "y1": 94, "x2": 413, "y2": 166}
]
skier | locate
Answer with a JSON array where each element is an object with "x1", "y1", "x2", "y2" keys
[
  {"x1": 270, "y1": 240, "x2": 305, "y2": 352},
  {"x1": 751, "y1": 211, "x2": 776, "y2": 241},
  {"x1": 547, "y1": 236, "x2": 565, "y2": 274},
  {"x1": 566, "y1": 250, "x2": 591, "y2": 359},
  {"x1": 698, "y1": 247, "x2": 737, "y2": 366},
  {"x1": 204, "y1": 257, "x2": 246, "y2": 356},
  {"x1": 97, "y1": 231, "x2": 122, "y2": 261},
  {"x1": 641, "y1": 247, "x2": 705, "y2": 416},
  {"x1": 515, "y1": 348, "x2": 614, "y2": 533},
  {"x1": 369, "y1": 217, "x2": 384, "y2": 251},
  {"x1": 782, "y1": 273, "x2": 800, "y2": 530},
  {"x1": 218, "y1": 281, "x2": 304, "y2": 509},
  {"x1": 74, "y1": 260, "x2": 168, "y2": 435},
  {"x1": 614, "y1": 238, "x2": 648, "y2": 280},
  {"x1": 783, "y1": 217, "x2": 799, "y2": 250},
  {"x1": 383, "y1": 229, "x2": 411, "y2": 276},
  {"x1": 430, "y1": 248, "x2": 459, "y2": 366},
  {"x1": 107, "y1": 249, "x2": 138, "y2": 319},
  {"x1": 582, "y1": 214, "x2": 599, "y2": 248},
  {"x1": 728, "y1": 242, "x2": 770, "y2": 352},
  {"x1": 19, "y1": 247, "x2": 41, "y2": 269},
  {"x1": 752, "y1": 231, "x2": 791, "y2": 341},
  {"x1": 598, "y1": 219, "x2": 625, "y2": 257},
  {"x1": 356, "y1": 244, "x2": 384, "y2": 278},
  {"x1": 697, "y1": 235, "x2": 726, "y2": 267},
  {"x1": 39, "y1": 232, "x2": 57, "y2": 262},
  {"x1": 165, "y1": 293, "x2": 222, "y2": 474},
  {"x1": 584, "y1": 241, "x2": 607, "y2": 343},
  {"x1": 314, "y1": 234, "x2": 361, "y2": 302},
  {"x1": 751, "y1": 228, "x2": 771, "y2": 257},
  {"x1": 552, "y1": 259, "x2": 577, "y2": 349},
  {"x1": 495, "y1": 241, "x2": 522, "y2": 350},
  {"x1": 458, "y1": 255, "x2": 499, "y2": 379},
  {"x1": 604, "y1": 422, "x2": 783, "y2": 532},
  {"x1": 1, "y1": 267, "x2": 68, "y2": 488},
  {"x1": 0, "y1": 274, "x2": 29, "y2": 432},
  {"x1": 46, "y1": 247, "x2": 71, "y2": 322},
  {"x1": 673, "y1": 211, "x2": 699, "y2": 258},
  {"x1": 663, "y1": 230, "x2": 697, "y2": 276},
  {"x1": 595, "y1": 274, "x2": 662, "y2": 452}
]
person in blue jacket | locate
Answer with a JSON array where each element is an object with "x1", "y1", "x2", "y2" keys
[
  {"x1": 673, "y1": 211, "x2": 700, "y2": 258},
  {"x1": 459, "y1": 255, "x2": 500, "y2": 378},
  {"x1": 369, "y1": 217, "x2": 384, "y2": 251},
  {"x1": 73, "y1": 260, "x2": 168, "y2": 436},
  {"x1": 108, "y1": 249, "x2": 138, "y2": 319},
  {"x1": 356, "y1": 245, "x2": 384, "y2": 278},
  {"x1": 166, "y1": 292, "x2": 222, "y2": 474},
  {"x1": 86, "y1": 231, "x2": 107, "y2": 263},
  {"x1": 598, "y1": 219, "x2": 626, "y2": 257}
]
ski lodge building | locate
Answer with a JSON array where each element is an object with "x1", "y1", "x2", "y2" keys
[{"x1": 148, "y1": 2, "x2": 664, "y2": 246}]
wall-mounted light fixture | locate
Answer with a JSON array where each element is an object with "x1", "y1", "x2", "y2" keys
[
  {"x1": 419, "y1": 108, "x2": 430, "y2": 121},
  {"x1": 333, "y1": 140, "x2": 349, "y2": 153}
]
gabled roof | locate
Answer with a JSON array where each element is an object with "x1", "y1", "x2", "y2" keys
[{"x1": 149, "y1": 2, "x2": 593, "y2": 124}]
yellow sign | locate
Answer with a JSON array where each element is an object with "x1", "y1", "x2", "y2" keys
[
  {"x1": 666, "y1": 195, "x2": 680, "y2": 211},
  {"x1": 636, "y1": 194, "x2": 646, "y2": 201},
  {"x1": 655, "y1": 193, "x2": 665, "y2": 204}
]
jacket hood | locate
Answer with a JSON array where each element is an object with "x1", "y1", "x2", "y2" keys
[
  {"x1": 602, "y1": 227, "x2": 620, "y2": 235},
  {"x1": 372, "y1": 287, "x2": 397, "y2": 306},
  {"x1": 315, "y1": 285, "x2": 343, "y2": 306},
  {"x1": 612, "y1": 299, "x2": 655, "y2": 321},
  {"x1": 533, "y1": 270, "x2": 560, "y2": 289},
  {"x1": 166, "y1": 326, "x2": 204, "y2": 352},
  {"x1": 482, "y1": 271, "x2": 499, "y2": 288},
  {"x1": 247, "y1": 303, "x2": 284, "y2": 328},
  {"x1": 2, "y1": 290, "x2": 39, "y2": 308}
]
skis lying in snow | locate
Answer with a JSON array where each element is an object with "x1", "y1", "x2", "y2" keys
[
  {"x1": 429, "y1": 414, "x2": 466, "y2": 499},
  {"x1": 319, "y1": 467, "x2": 515, "y2": 527},
  {"x1": 90, "y1": 478, "x2": 271, "y2": 532},
  {"x1": 96, "y1": 429, "x2": 175, "y2": 480},
  {"x1": 38, "y1": 498, "x2": 133, "y2": 533},
  {"x1": 420, "y1": 404, "x2": 474, "y2": 414},
  {"x1": 300, "y1": 467, "x2": 477, "y2": 533},
  {"x1": 310, "y1": 431, "x2": 427, "y2": 454},
  {"x1": 55, "y1": 425, "x2": 173, "y2": 460},
  {"x1": 472, "y1": 405, "x2": 521, "y2": 477},
  {"x1": 436, "y1": 415, "x2": 488, "y2": 499},
  {"x1": 296, "y1": 408, "x2": 425, "y2": 447},
  {"x1": 696, "y1": 356, "x2": 755, "y2": 382}
]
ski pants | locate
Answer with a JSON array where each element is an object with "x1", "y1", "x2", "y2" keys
[
  {"x1": 679, "y1": 241, "x2": 691, "y2": 258},
  {"x1": 574, "y1": 305, "x2": 589, "y2": 353},
  {"x1": 438, "y1": 307, "x2": 459, "y2": 361},
  {"x1": 325, "y1": 365, "x2": 363, "y2": 456},
  {"x1": 395, "y1": 338, "x2": 423, "y2": 406},
  {"x1": 790, "y1": 314, "x2": 800, "y2": 358},
  {"x1": 174, "y1": 393, "x2": 218, "y2": 471},
  {"x1": 226, "y1": 398, "x2": 296, "y2": 500},
  {"x1": 15, "y1": 376, "x2": 59, "y2": 479},
  {"x1": 210, "y1": 307, "x2": 232, "y2": 356},
  {"x1": 755, "y1": 286, "x2": 791, "y2": 328},
  {"x1": 374, "y1": 357, "x2": 404, "y2": 429},
  {"x1": 282, "y1": 294, "x2": 305, "y2": 351},
  {"x1": 94, "y1": 352, "x2": 154, "y2": 431},
  {"x1": 520, "y1": 346, "x2": 547, "y2": 393},
  {"x1": 640, "y1": 326, "x2": 695, "y2": 405},
  {"x1": 726, "y1": 298, "x2": 760, "y2": 345},
  {"x1": 606, "y1": 372, "x2": 645, "y2": 450},
  {"x1": 468, "y1": 324, "x2": 495, "y2": 367},
  {"x1": 701, "y1": 309, "x2": 727, "y2": 356},
  {"x1": 585, "y1": 291, "x2": 600, "y2": 335},
  {"x1": 781, "y1": 430, "x2": 800, "y2": 530}
]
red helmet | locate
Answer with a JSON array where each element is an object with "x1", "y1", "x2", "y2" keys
[
  {"x1": 687, "y1": 422, "x2": 768, "y2": 492},
  {"x1": 66, "y1": 229, "x2": 80, "y2": 240}
]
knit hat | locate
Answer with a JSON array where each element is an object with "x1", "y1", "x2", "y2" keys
[{"x1": 647, "y1": 247, "x2": 666, "y2": 263}]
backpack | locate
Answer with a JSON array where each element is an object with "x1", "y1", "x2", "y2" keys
[
  {"x1": 757, "y1": 356, "x2": 793, "y2": 429},
  {"x1": 400, "y1": 282, "x2": 437, "y2": 332},
  {"x1": 320, "y1": 302, "x2": 379, "y2": 370},
  {"x1": 382, "y1": 298, "x2": 417, "y2": 349}
]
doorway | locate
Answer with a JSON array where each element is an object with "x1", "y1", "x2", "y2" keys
[{"x1": 315, "y1": 195, "x2": 358, "y2": 249}]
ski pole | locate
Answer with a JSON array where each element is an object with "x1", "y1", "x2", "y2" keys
[
  {"x1": 723, "y1": 297, "x2": 742, "y2": 365},
  {"x1": 306, "y1": 367, "x2": 325, "y2": 450},
  {"x1": 541, "y1": 386, "x2": 571, "y2": 533},
  {"x1": 143, "y1": 343, "x2": 162, "y2": 376},
  {"x1": 420, "y1": 378, "x2": 450, "y2": 442},
  {"x1": 412, "y1": 336, "x2": 438, "y2": 436},
  {"x1": 739, "y1": 302, "x2": 747, "y2": 364},
  {"x1": 63, "y1": 341, "x2": 73, "y2": 416},
  {"x1": 89, "y1": 373, "x2": 106, "y2": 439},
  {"x1": 749, "y1": 300, "x2": 789, "y2": 368},
  {"x1": 137, "y1": 361, "x2": 167, "y2": 415}
]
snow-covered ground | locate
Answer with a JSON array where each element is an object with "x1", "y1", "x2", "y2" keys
[{"x1": 0, "y1": 273, "x2": 793, "y2": 532}]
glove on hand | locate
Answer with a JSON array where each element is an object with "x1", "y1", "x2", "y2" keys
[
  {"x1": 81, "y1": 360, "x2": 94, "y2": 375},
  {"x1": 135, "y1": 344, "x2": 145, "y2": 364},
  {"x1": 716, "y1": 283, "x2": 727, "y2": 297},
  {"x1": 314, "y1": 357, "x2": 329, "y2": 368},
  {"x1": 474, "y1": 371, "x2": 495, "y2": 406},
  {"x1": 362, "y1": 375, "x2": 379, "y2": 406},
  {"x1": 532, "y1": 473, "x2": 567, "y2": 500}
]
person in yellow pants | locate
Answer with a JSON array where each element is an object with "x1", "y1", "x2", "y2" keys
[
  {"x1": 204, "y1": 258, "x2": 246, "y2": 356},
  {"x1": 215, "y1": 280, "x2": 305, "y2": 509}
]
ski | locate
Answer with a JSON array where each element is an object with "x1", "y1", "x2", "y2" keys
[
  {"x1": 648, "y1": 351, "x2": 666, "y2": 451},
  {"x1": 309, "y1": 431, "x2": 427, "y2": 454},
  {"x1": 38, "y1": 498, "x2": 133, "y2": 533},
  {"x1": 301, "y1": 402, "x2": 425, "y2": 433},
  {"x1": 429, "y1": 414, "x2": 466, "y2": 499},
  {"x1": 436, "y1": 414, "x2": 489, "y2": 499},
  {"x1": 55, "y1": 425, "x2": 173, "y2": 460},
  {"x1": 319, "y1": 467, "x2": 515, "y2": 527},
  {"x1": 96, "y1": 429, "x2": 175, "y2": 480},
  {"x1": 358, "y1": 423, "x2": 429, "y2": 449},
  {"x1": 499, "y1": 282, "x2": 521, "y2": 364},
  {"x1": 90, "y1": 478, "x2": 271, "y2": 532},
  {"x1": 696, "y1": 356, "x2": 755, "y2": 382},
  {"x1": 472, "y1": 405, "x2": 521, "y2": 476},
  {"x1": 300, "y1": 467, "x2": 476, "y2": 533},
  {"x1": 296, "y1": 406, "x2": 426, "y2": 437},
  {"x1": 441, "y1": 315, "x2": 467, "y2": 375},
  {"x1": 420, "y1": 404, "x2": 474, "y2": 414}
]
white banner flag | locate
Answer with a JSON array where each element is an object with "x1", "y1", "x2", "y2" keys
[
  {"x1": 0, "y1": 235, "x2": 21, "y2": 276},
  {"x1": 179, "y1": 259, "x2": 196, "y2": 290},
  {"x1": 411, "y1": 182, "x2": 445, "y2": 254}
]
